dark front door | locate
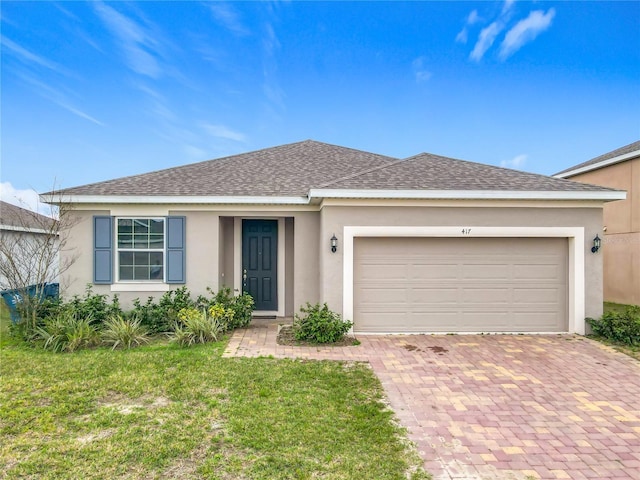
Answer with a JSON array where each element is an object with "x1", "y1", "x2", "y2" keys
[{"x1": 242, "y1": 219, "x2": 277, "y2": 311}]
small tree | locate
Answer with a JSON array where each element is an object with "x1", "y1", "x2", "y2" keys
[{"x1": 0, "y1": 188, "x2": 78, "y2": 332}]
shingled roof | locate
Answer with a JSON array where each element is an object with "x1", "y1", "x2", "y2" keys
[
  {"x1": 50, "y1": 139, "x2": 621, "y2": 202},
  {"x1": 0, "y1": 201, "x2": 56, "y2": 231},
  {"x1": 554, "y1": 140, "x2": 640, "y2": 177},
  {"x1": 319, "y1": 152, "x2": 611, "y2": 192},
  {"x1": 55, "y1": 140, "x2": 397, "y2": 197}
]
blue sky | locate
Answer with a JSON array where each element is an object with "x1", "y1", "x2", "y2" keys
[{"x1": 1, "y1": 1, "x2": 639, "y2": 211}]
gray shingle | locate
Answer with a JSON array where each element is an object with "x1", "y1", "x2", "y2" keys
[
  {"x1": 554, "y1": 140, "x2": 640, "y2": 176},
  {"x1": 55, "y1": 140, "x2": 397, "y2": 197},
  {"x1": 51, "y1": 139, "x2": 619, "y2": 198},
  {"x1": 0, "y1": 201, "x2": 56, "y2": 230},
  {"x1": 320, "y1": 152, "x2": 617, "y2": 192}
]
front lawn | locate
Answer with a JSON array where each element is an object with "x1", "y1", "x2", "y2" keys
[{"x1": 0, "y1": 339, "x2": 428, "y2": 479}]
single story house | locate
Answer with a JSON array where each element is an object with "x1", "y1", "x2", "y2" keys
[
  {"x1": 43, "y1": 140, "x2": 626, "y2": 334},
  {"x1": 554, "y1": 141, "x2": 640, "y2": 306},
  {"x1": 0, "y1": 200, "x2": 59, "y2": 290}
]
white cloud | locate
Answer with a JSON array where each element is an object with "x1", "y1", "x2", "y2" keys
[
  {"x1": 470, "y1": 21, "x2": 504, "y2": 61},
  {"x1": 208, "y1": 3, "x2": 249, "y2": 36},
  {"x1": 500, "y1": 154, "x2": 527, "y2": 170},
  {"x1": 1, "y1": 35, "x2": 68, "y2": 75},
  {"x1": 502, "y1": 0, "x2": 515, "y2": 15},
  {"x1": 201, "y1": 124, "x2": 247, "y2": 142},
  {"x1": 411, "y1": 57, "x2": 432, "y2": 83},
  {"x1": 17, "y1": 73, "x2": 104, "y2": 126},
  {"x1": 261, "y1": 21, "x2": 285, "y2": 112},
  {"x1": 184, "y1": 145, "x2": 207, "y2": 160},
  {"x1": 93, "y1": 1, "x2": 162, "y2": 78},
  {"x1": 0, "y1": 182, "x2": 54, "y2": 216},
  {"x1": 499, "y1": 8, "x2": 556, "y2": 60},
  {"x1": 456, "y1": 9, "x2": 481, "y2": 44}
]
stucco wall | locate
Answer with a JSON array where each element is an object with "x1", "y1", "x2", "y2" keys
[
  {"x1": 318, "y1": 204, "x2": 604, "y2": 321},
  {"x1": 566, "y1": 158, "x2": 639, "y2": 304},
  {"x1": 61, "y1": 208, "x2": 320, "y2": 311}
]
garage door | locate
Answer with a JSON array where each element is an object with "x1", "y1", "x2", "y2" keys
[{"x1": 354, "y1": 237, "x2": 568, "y2": 333}]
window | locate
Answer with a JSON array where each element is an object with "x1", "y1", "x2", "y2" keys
[{"x1": 116, "y1": 218, "x2": 164, "y2": 281}]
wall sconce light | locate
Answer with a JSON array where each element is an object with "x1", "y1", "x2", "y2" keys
[
  {"x1": 591, "y1": 234, "x2": 601, "y2": 253},
  {"x1": 331, "y1": 234, "x2": 338, "y2": 253}
]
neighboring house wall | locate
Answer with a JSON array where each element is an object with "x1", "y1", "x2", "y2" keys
[
  {"x1": 0, "y1": 229, "x2": 59, "y2": 289},
  {"x1": 563, "y1": 158, "x2": 639, "y2": 305},
  {"x1": 1, "y1": 201, "x2": 60, "y2": 289}
]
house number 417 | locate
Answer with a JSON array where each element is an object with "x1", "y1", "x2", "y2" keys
[{"x1": 461, "y1": 228, "x2": 472, "y2": 235}]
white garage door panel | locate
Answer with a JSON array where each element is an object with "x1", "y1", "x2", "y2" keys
[
  {"x1": 354, "y1": 237, "x2": 568, "y2": 333},
  {"x1": 358, "y1": 287, "x2": 408, "y2": 304},
  {"x1": 409, "y1": 288, "x2": 459, "y2": 303}
]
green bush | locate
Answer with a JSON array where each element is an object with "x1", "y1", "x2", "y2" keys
[
  {"x1": 15, "y1": 286, "x2": 251, "y2": 351},
  {"x1": 230, "y1": 292, "x2": 255, "y2": 329},
  {"x1": 587, "y1": 305, "x2": 640, "y2": 345},
  {"x1": 132, "y1": 287, "x2": 193, "y2": 334},
  {"x1": 101, "y1": 314, "x2": 150, "y2": 350},
  {"x1": 196, "y1": 287, "x2": 254, "y2": 330},
  {"x1": 67, "y1": 286, "x2": 123, "y2": 325},
  {"x1": 171, "y1": 307, "x2": 223, "y2": 347},
  {"x1": 34, "y1": 308, "x2": 99, "y2": 352},
  {"x1": 293, "y1": 302, "x2": 353, "y2": 344}
]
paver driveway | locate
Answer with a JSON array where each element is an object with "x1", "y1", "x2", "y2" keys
[{"x1": 224, "y1": 320, "x2": 640, "y2": 480}]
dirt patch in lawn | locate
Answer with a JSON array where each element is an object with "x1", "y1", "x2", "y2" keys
[
  {"x1": 98, "y1": 393, "x2": 173, "y2": 414},
  {"x1": 276, "y1": 325, "x2": 360, "y2": 347}
]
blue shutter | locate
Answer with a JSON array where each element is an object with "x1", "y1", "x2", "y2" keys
[
  {"x1": 166, "y1": 216, "x2": 186, "y2": 284},
  {"x1": 94, "y1": 216, "x2": 113, "y2": 284}
]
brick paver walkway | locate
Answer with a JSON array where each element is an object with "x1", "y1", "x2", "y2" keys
[{"x1": 224, "y1": 319, "x2": 640, "y2": 480}]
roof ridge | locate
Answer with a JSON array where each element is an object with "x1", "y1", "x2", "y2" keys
[{"x1": 314, "y1": 156, "x2": 402, "y2": 189}]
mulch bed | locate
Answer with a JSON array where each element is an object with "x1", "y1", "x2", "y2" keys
[{"x1": 276, "y1": 324, "x2": 360, "y2": 347}]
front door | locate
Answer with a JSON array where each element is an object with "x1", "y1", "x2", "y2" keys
[{"x1": 242, "y1": 219, "x2": 278, "y2": 311}]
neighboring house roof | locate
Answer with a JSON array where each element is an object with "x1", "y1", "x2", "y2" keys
[
  {"x1": 45, "y1": 140, "x2": 625, "y2": 204},
  {"x1": 0, "y1": 201, "x2": 56, "y2": 233},
  {"x1": 554, "y1": 140, "x2": 640, "y2": 178}
]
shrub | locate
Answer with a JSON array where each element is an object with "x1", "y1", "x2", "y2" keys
[
  {"x1": 208, "y1": 303, "x2": 236, "y2": 332},
  {"x1": 293, "y1": 302, "x2": 353, "y2": 344},
  {"x1": 67, "y1": 286, "x2": 123, "y2": 325},
  {"x1": 229, "y1": 292, "x2": 254, "y2": 329},
  {"x1": 34, "y1": 308, "x2": 99, "y2": 352},
  {"x1": 132, "y1": 287, "x2": 194, "y2": 334},
  {"x1": 587, "y1": 306, "x2": 640, "y2": 345},
  {"x1": 171, "y1": 307, "x2": 223, "y2": 346},
  {"x1": 101, "y1": 314, "x2": 150, "y2": 350},
  {"x1": 195, "y1": 287, "x2": 254, "y2": 330}
]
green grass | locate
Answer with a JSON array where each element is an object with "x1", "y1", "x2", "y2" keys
[
  {"x1": 590, "y1": 302, "x2": 640, "y2": 361},
  {"x1": 0, "y1": 301, "x2": 10, "y2": 340},
  {"x1": 603, "y1": 301, "x2": 635, "y2": 315},
  {"x1": 0, "y1": 339, "x2": 429, "y2": 479}
]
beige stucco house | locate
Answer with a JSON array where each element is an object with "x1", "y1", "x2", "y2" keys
[
  {"x1": 43, "y1": 140, "x2": 625, "y2": 334},
  {"x1": 555, "y1": 141, "x2": 640, "y2": 306}
]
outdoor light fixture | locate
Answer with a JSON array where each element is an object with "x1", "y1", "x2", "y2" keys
[
  {"x1": 331, "y1": 234, "x2": 338, "y2": 253},
  {"x1": 591, "y1": 234, "x2": 601, "y2": 253}
]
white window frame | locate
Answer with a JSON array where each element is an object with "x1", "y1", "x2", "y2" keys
[{"x1": 115, "y1": 217, "x2": 166, "y2": 283}]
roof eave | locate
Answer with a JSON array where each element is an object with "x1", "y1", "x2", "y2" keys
[
  {"x1": 308, "y1": 189, "x2": 627, "y2": 201},
  {"x1": 554, "y1": 149, "x2": 640, "y2": 178},
  {"x1": 40, "y1": 194, "x2": 311, "y2": 205}
]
